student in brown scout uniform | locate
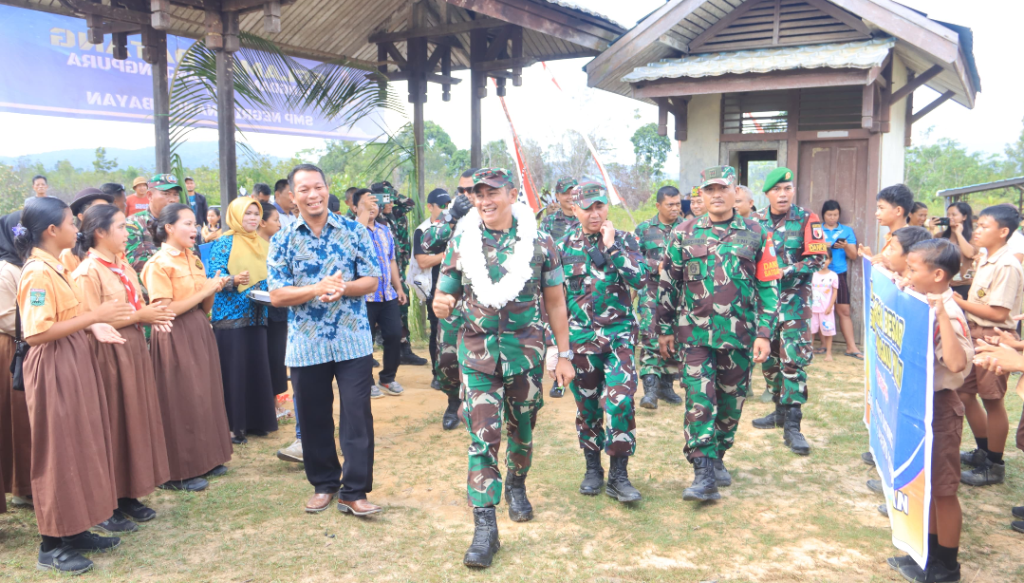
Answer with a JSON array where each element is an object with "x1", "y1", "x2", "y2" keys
[
  {"x1": 0, "y1": 211, "x2": 33, "y2": 510},
  {"x1": 58, "y1": 187, "x2": 114, "y2": 274},
  {"x1": 888, "y1": 238, "x2": 973, "y2": 583},
  {"x1": 953, "y1": 205, "x2": 1024, "y2": 487},
  {"x1": 71, "y1": 204, "x2": 176, "y2": 525},
  {"x1": 141, "y1": 203, "x2": 233, "y2": 492},
  {"x1": 15, "y1": 197, "x2": 135, "y2": 574}
]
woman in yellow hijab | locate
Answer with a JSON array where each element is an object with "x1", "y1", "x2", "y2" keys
[{"x1": 206, "y1": 197, "x2": 277, "y2": 443}]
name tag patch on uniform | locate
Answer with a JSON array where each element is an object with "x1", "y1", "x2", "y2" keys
[
  {"x1": 29, "y1": 289, "x2": 46, "y2": 306},
  {"x1": 562, "y1": 255, "x2": 586, "y2": 265}
]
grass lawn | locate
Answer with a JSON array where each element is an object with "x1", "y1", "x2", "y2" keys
[{"x1": 2, "y1": 345, "x2": 1022, "y2": 582}]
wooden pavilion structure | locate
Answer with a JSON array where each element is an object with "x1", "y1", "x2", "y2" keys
[
  {"x1": 938, "y1": 176, "x2": 1024, "y2": 209},
  {"x1": 585, "y1": 0, "x2": 981, "y2": 339},
  {"x1": 4, "y1": 0, "x2": 625, "y2": 204}
]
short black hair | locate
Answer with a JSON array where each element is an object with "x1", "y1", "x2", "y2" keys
[
  {"x1": 822, "y1": 200, "x2": 841, "y2": 216},
  {"x1": 461, "y1": 168, "x2": 480, "y2": 179},
  {"x1": 261, "y1": 202, "x2": 278, "y2": 221},
  {"x1": 876, "y1": 184, "x2": 914, "y2": 223},
  {"x1": 328, "y1": 194, "x2": 341, "y2": 213},
  {"x1": 656, "y1": 185, "x2": 680, "y2": 203},
  {"x1": 911, "y1": 201, "x2": 928, "y2": 214},
  {"x1": 892, "y1": 226, "x2": 932, "y2": 255},
  {"x1": 351, "y1": 188, "x2": 372, "y2": 209},
  {"x1": 31, "y1": 175, "x2": 47, "y2": 185},
  {"x1": 100, "y1": 182, "x2": 126, "y2": 198},
  {"x1": 979, "y1": 204, "x2": 1021, "y2": 241},
  {"x1": 287, "y1": 164, "x2": 327, "y2": 190},
  {"x1": 908, "y1": 238, "x2": 961, "y2": 281},
  {"x1": 253, "y1": 182, "x2": 272, "y2": 198},
  {"x1": 274, "y1": 179, "x2": 289, "y2": 194}
]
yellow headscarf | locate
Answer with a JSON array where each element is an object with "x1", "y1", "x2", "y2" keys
[{"x1": 222, "y1": 198, "x2": 269, "y2": 292}]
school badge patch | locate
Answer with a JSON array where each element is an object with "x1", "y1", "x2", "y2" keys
[
  {"x1": 29, "y1": 289, "x2": 46, "y2": 306},
  {"x1": 195, "y1": 258, "x2": 204, "y2": 270}
]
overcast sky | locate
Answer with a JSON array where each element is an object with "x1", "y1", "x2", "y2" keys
[{"x1": 1, "y1": 0, "x2": 1019, "y2": 168}]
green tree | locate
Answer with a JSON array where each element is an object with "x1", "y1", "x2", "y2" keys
[
  {"x1": 904, "y1": 134, "x2": 1006, "y2": 209},
  {"x1": 630, "y1": 123, "x2": 670, "y2": 175},
  {"x1": 1005, "y1": 117, "x2": 1024, "y2": 177},
  {"x1": 92, "y1": 147, "x2": 118, "y2": 173}
]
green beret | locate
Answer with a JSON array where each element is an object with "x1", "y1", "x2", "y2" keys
[{"x1": 763, "y1": 167, "x2": 794, "y2": 193}]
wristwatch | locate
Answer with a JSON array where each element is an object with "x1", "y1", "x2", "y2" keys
[{"x1": 558, "y1": 349, "x2": 574, "y2": 361}]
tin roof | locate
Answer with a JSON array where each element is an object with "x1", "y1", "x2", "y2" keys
[{"x1": 622, "y1": 37, "x2": 894, "y2": 83}]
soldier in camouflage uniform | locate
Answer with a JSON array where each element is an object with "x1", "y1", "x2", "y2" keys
[
  {"x1": 658, "y1": 166, "x2": 780, "y2": 502},
  {"x1": 538, "y1": 177, "x2": 580, "y2": 243},
  {"x1": 125, "y1": 174, "x2": 183, "y2": 277},
  {"x1": 433, "y1": 168, "x2": 574, "y2": 569},
  {"x1": 373, "y1": 182, "x2": 428, "y2": 366},
  {"x1": 560, "y1": 180, "x2": 648, "y2": 503},
  {"x1": 419, "y1": 172, "x2": 477, "y2": 430},
  {"x1": 750, "y1": 167, "x2": 829, "y2": 456},
  {"x1": 634, "y1": 185, "x2": 686, "y2": 410}
]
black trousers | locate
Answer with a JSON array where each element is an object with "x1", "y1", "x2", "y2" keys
[
  {"x1": 290, "y1": 355, "x2": 374, "y2": 501},
  {"x1": 426, "y1": 296, "x2": 439, "y2": 370},
  {"x1": 366, "y1": 299, "x2": 402, "y2": 385}
]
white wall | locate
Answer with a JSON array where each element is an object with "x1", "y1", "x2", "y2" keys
[
  {"x1": 880, "y1": 55, "x2": 908, "y2": 194},
  {"x1": 678, "y1": 93, "x2": 722, "y2": 190}
]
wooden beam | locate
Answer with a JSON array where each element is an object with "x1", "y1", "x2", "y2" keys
[
  {"x1": 803, "y1": 0, "x2": 872, "y2": 36},
  {"x1": 689, "y1": 0, "x2": 767, "y2": 53},
  {"x1": 656, "y1": 98, "x2": 668, "y2": 137},
  {"x1": 368, "y1": 17, "x2": 503, "y2": 44},
  {"x1": 221, "y1": 0, "x2": 275, "y2": 10},
  {"x1": 771, "y1": 0, "x2": 781, "y2": 45},
  {"x1": 656, "y1": 34, "x2": 688, "y2": 54},
  {"x1": 59, "y1": 0, "x2": 149, "y2": 25},
  {"x1": 826, "y1": 0, "x2": 960, "y2": 63},
  {"x1": 263, "y1": 1, "x2": 282, "y2": 34},
  {"x1": 149, "y1": 28, "x2": 170, "y2": 174},
  {"x1": 425, "y1": 44, "x2": 446, "y2": 72},
  {"x1": 441, "y1": 44, "x2": 452, "y2": 101},
  {"x1": 911, "y1": 90, "x2": 955, "y2": 124},
  {"x1": 383, "y1": 43, "x2": 408, "y2": 69},
  {"x1": 632, "y1": 68, "x2": 872, "y2": 99},
  {"x1": 889, "y1": 64, "x2": 942, "y2": 104},
  {"x1": 470, "y1": 27, "x2": 487, "y2": 166},
  {"x1": 448, "y1": 0, "x2": 613, "y2": 51},
  {"x1": 861, "y1": 83, "x2": 875, "y2": 130},
  {"x1": 904, "y1": 72, "x2": 914, "y2": 147},
  {"x1": 473, "y1": 56, "x2": 536, "y2": 72},
  {"x1": 787, "y1": 89, "x2": 799, "y2": 178},
  {"x1": 483, "y1": 25, "x2": 514, "y2": 62},
  {"x1": 151, "y1": 0, "x2": 172, "y2": 30},
  {"x1": 376, "y1": 71, "x2": 462, "y2": 85},
  {"x1": 671, "y1": 97, "x2": 687, "y2": 141},
  {"x1": 510, "y1": 25, "x2": 523, "y2": 86},
  {"x1": 217, "y1": 49, "x2": 237, "y2": 205}
]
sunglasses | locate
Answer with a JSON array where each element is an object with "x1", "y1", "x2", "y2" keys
[{"x1": 457, "y1": 186, "x2": 472, "y2": 194}]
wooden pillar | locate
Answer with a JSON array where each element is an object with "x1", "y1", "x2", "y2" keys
[
  {"x1": 414, "y1": 98, "x2": 425, "y2": 208},
  {"x1": 786, "y1": 90, "x2": 800, "y2": 184},
  {"x1": 470, "y1": 28, "x2": 487, "y2": 167},
  {"x1": 217, "y1": 49, "x2": 237, "y2": 205},
  {"x1": 145, "y1": 28, "x2": 171, "y2": 175}
]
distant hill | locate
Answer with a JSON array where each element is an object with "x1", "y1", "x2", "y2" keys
[{"x1": 0, "y1": 142, "x2": 278, "y2": 171}]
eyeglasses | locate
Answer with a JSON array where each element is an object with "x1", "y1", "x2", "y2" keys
[{"x1": 457, "y1": 186, "x2": 472, "y2": 194}]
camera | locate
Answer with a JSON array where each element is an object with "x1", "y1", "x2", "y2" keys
[{"x1": 935, "y1": 218, "x2": 950, "y2": 227}]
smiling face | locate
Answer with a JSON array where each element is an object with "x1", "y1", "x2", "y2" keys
[
  {"x1": 690, "y1": 196, "x2": 707, "y2": 216},
  {"x1": 910, "y1": 206, "x2": 929, "y2": 227},
  {"x1": 574, "y1": 201, "x2": 608, "y2": 234},
  {"x1": 472, "y1": 184, "x2": 516, "y2": 230},
  {"x1": 241, "y1": 203, "x2": 261, "y2": 233},
  {"x1": 292, "y1": 169, "x2": 329, "y2": 220},
  {"x1": 700, "y1": 183, "x2": 737, "y2": 221},
  {"x1": 766, "y1": 181, "x2": 794, "y2": 215},
  {"x1": 166, "y1": 208, "x2": 197, "y2": 249},
  {"x1": 556, "y1": 188, "x2": 575, "y2": 213},
  {"x1": 946, "y1": 205, "x2": 964, "y2": 226}
]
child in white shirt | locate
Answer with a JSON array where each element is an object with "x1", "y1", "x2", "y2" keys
[{"x1": 811, "y1": 266, "x2": 839, "y2": 361}]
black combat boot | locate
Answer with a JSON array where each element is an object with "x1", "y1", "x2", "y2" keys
[
  {"x1": 463, "y1": 507, "x2": 500, "y2": 568},
  {"x1": 579, "y1": 449, "x2": 604, "y2": 496},
  {"x1": 399, "y1": 342, "x2": 428, "y2": 366},
  {"x1": 658, "y1": 374, "x2": 683, "y2": 405},
  {"x1": 682, "y1": 457, "x2": 720, "y2": 502},
  {"x1": 752, "y1": 394, "x2": 785, "y2": 429},
  {"x1": 783, "y1": 405, "x2": 811, "y2": 455},
  {"x1": 639, "y1": 374, "x2": 659, "y2": 409},
  {"x1": 713, "y1": 451, "x2": 732, "y2": 487},
  {"x1": 504, "y1": 470, "x2": 533, "y2": 522},
  {"x1": 605, "y1": 456, "x2": 642, "y2": 502},
  {"x1": 441, "y1": 397, "x2": 461, "y2": 431}
]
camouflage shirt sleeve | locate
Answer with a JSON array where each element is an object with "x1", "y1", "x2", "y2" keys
[
  {"x1": 786, "y1": 213, "x2": 830, "y2": 277},
  {"x1": 754, "y1": 226, "x2": 781, "y2": 338},
  {"x1": 538, "y1": 233, "x2": 565, "y2": 288},
  {"x1": 607, "y1": 231, "x2": 648, "y2": 290},
  {"x1": 436, "y1": 234, "x2": 463, "y2": 296},
  {"x1": 421, "y1": 222, "x2": 454, "y2": 254},
  {"x1": 125, "y1": 214, "x2": 156, "y2": 273},
  {"x1": 656, "y1": 228, "x2": 684, "y2": 336}
]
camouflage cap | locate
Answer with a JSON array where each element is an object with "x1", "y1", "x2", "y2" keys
[
  {"x1": 573, "y1": 180, "x2": 609, "y2": 209},
  {"x1": 762, "y1": 166, "x2": 794, "y2": 193},
  {"x1": 699, "y1": 166, "x2": 737, "y2": 189},
  {"x1": 149, "y1": 173, "x2": 181, "y2": 191},
  {"x1": 369, "y1": 181, "x2": 395, "y2": 196},
  {"x1": 555, "y1": 177, "x2": 578, "y2": 194},
  {"x1": 472, "y1": 168, "x2": 513, "y2": 190}
]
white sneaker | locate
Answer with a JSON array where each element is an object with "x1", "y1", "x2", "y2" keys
[
  {"x1": 10, "y1": 495, "x2": 33, "y2": 507},
  {"x1": 370, "y1": 385, "x2": 385, "y2": 399},
  {"x1": 380, "y1": 381, "x2": 404, "y2": 396},
  {"x1": 276, "y1": 439, "x2": 303, "y2": 463}
]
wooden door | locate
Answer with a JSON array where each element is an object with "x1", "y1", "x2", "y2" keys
[{"x1": 797, "y1": 140, "x2": 869, "y2": 343}]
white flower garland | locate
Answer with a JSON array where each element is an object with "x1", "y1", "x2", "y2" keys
[{"x1": 455, "y1": 202, "x2": 537, "y2": 309}]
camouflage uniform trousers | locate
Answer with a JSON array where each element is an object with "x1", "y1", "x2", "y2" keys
[
  {"x1": 762, "y1": 318, "x2": 811, "y2": 405},
  {"x1": 681, "y1": 346, "x2": 753, "y2": 460},
  {"x1": 637, "y1": 303, "x2": 676, "y2": 378},
  {"x1": 399, "y1": 281, "x2": 411, "y2": 343},
  {"x1": 568, "y1": 345, "x2": 638, "y2": 457},
  {"x1": 435, "y1": 313, "x2": 462, "y2": 400},
  {"x1": 462, "y1": 362, "x2": 544, "y2": 507}
]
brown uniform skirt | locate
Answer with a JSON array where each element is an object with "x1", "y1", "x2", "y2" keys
[
  {"x1": 92, "y1": 325, "x2": 171, "y2": 499},
  {"x1": 151, "y1": 308, "x2": 232, "y2": 480},
  {"x1": 25, "y1": 330, "x2": 117, "y2": 537},
  {"x1": 0, "y1": 333, "x2": 32, "y2": 498}
]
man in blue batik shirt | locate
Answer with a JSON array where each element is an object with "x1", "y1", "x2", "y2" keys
[{"x1": 268, "y1": 164, "x2": 384, "y2": 517}]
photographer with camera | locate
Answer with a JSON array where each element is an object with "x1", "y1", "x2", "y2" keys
[{"x1": 933, "y1": 201, "x2": 978, "y2": 299}]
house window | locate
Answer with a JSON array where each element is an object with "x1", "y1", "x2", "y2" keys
[
  {"x1": 798, "y1": 87, "x2": 862, "y2": 131},
  {"x1": 722, "y1": 91, "x2": 789, "y2": 135}
]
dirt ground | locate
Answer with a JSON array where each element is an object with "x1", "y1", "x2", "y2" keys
[{"x1": 1, "y1": 344, "x2": 1023, "y2": 582}]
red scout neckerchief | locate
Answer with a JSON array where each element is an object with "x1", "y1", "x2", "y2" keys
[{"x1": 89, "y1": 251, "x2": 142, "y2": 312}]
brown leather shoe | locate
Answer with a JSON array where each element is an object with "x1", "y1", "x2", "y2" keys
[
  {"x1": 337, "y1": 499, "x2": 383, "y2": 516},
  {"x1": 305, "y1": 492, "x2": 335, "y2": 514}
]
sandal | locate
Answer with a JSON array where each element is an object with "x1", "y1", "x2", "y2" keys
[
  {"x1": 813, "y1": 348, "x2": 826, "y2": 355},
  {"x1": 844, "y1": 351, "x2": 864, "y2": 360}
]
